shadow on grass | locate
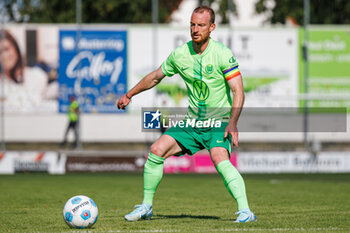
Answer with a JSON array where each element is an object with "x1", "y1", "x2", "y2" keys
[{"x1": 154, "y1": 214, "x2": 221, "y2": 220}]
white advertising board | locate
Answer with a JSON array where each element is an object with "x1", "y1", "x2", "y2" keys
[
  {"x1": 1, "y1": 151, "x2": 350, "y2": 174},
  {"x1": 128, "y1": 26, "x2": 298, "y2": 111},
  {"x1": 238, "y1": 151, "x2": 350, "y2": 173},
  {"x1": 0, "y1": 152, "x2": 66, "y2": 174}
]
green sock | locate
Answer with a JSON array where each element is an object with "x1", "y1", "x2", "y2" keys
[
  {"x1": 216, "y1": 160, "x2": 249, "y2": 210},
  {"x1": 142, "y1": 152, "x2": 165, "y2": 206}
]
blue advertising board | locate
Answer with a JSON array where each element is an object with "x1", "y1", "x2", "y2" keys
[{"x1": 58, "y1": 30, "x2": 127, "y2": 113}]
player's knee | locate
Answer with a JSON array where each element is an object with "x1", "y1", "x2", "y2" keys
[
  {"x1": 210, "y1": 148, "x2": 230, "y2": 166},
  {"x1": 211, "y1": 156, "x2": 222, "y2": 167},
  {"x1": 150, "y1": 143, "x2": 165, "y2": 157}
]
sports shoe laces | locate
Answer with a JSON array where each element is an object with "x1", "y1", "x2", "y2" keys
[
  {"x1": 235, "y1": 210, "x2": 246, "y2": 215},
  {"x1": 130, "y1": 204, "x2": 150, "y2": 214}
]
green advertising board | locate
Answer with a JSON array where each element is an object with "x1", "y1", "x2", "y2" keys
[{"x1": 299, "y1": 27, "x2": 350, "y2": 109}]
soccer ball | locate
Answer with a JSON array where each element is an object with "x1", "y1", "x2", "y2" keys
[{"x1": 63, "y1": 195, "x2": 98, "y2": 229}]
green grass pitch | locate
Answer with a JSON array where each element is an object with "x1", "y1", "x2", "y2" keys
[{"x1": 0, "y1": 173, "x2": 349, "y2": 233}]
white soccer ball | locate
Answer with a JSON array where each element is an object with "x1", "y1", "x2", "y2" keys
[{"x1": 63, "y1": 195, "x2": 98, "y2": 229}]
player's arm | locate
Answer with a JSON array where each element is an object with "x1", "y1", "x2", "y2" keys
[
  {"x1": 224, "y1": 74, "x2": 245, "y2": 147},
  {"x1": 117, "y1": 66, "x2": 166, "y2": 109}
]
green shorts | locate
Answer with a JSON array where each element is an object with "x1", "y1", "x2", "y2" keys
[{"x1": 163, "y1": 122, "x2": 232, "y2": 156}]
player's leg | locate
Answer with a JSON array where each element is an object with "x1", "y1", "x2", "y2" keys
[
  {"x1": 210, "y1": 147, "x2": 256, "y2": 222},
  {"x1": 210, "y1": 147, "x2": 249, "y2": 209},
  {"x1": 125, "y1": 134, "x2": 183, "y2": 221},
  {"x1": 72, "y1": 122, "x2": 78, "y2": 147},
  {"x1": 61, "y1": 122, "x2": 72, "y2": 145},
  {"x1": 143, "y1": 134, "x2": 183, "y2": 205}
]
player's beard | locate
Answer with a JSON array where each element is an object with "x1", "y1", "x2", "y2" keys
[{"x1": 191, "y1": 33, "x2": 210, "y2": 46}]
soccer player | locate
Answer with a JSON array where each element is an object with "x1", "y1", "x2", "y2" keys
[{"x1": 117, "y1": 5, "x2": 256, "y2": 223}]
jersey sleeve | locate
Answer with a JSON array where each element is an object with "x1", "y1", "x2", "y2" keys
[
  {"x1": 161, "y1": 50, "x2": 178, "y2": 77},
  {"x1": 220, "y1": 48, "x2": 241, "y2": 81}
]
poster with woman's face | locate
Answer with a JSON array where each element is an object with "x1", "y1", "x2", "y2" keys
[
  {"x1": 0, "y1": 25, "x2": 59, "y2": 113},
  {"x1": 1, "y1": 25, "x2": 128, "y2": 114}
]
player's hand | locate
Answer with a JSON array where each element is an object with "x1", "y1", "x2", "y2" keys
[
  {"x1": 117, "y1": 94, "x2": 131, "y2": 110},
  {"x1": 224, "y1": 123, "x2": 239, "y2": 147}
]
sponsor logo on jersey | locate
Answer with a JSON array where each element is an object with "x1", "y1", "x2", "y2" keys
[
  {"x1": 193, "y1": 80, "x2": 209, "y2": 101},
  {"x1": 229, "y1": 56, "x2": 236, "y2": 63}
]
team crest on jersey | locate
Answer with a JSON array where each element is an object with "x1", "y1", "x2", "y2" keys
[
  {"x1": 193, "y1": 80, "x2": 209, "y2": 101},
  {"x1": 205, "y1": 64, "x2": 214, "y2": 74}
]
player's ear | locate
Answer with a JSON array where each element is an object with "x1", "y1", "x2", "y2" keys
[{"x1": 210, "y1": 23, "x2": 216, "y2": 32}]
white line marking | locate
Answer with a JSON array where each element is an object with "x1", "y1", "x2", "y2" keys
[{"x1": 59, "y1": 227, "x2": 348, "y2": 233}]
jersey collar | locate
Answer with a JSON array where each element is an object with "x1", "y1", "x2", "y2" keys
[{"x1": 189, "y1": 38, "x2": 212, "y2": 57}]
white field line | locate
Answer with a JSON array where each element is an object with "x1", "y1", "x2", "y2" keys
[
  {"x1": 58, "y1": 227, "x2": 348, "y2": 233},
  {"x1": 211, "y1": 227, "x2": 346, "y2": 232}
]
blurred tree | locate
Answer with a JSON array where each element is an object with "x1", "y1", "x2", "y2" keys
[
  {"x1": 1, "y1": 0, "x2": 76, "y2": 23},
  {"x1": 200, "y1": 0, "x2": 238, "y2": 24},
  {"x1": 2, "y1": 0, "x2": 184, "y2": 23},
  {"x1": 82, "y1": 0, "x2": 184, "y2": 23},
  {"x1": 255, "y1": 0, "x2": 350, "y2": 25},
  {"x1": 1, "y1": 0, "x2": 30, "y2": 23}
]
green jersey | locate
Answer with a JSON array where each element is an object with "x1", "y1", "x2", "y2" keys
[
  {"x1": 68, "y1": 100, "x2": 79, "y2": 122},
  {"x1": 161, "y1": 38, "x2": 241, "y2": 121}
]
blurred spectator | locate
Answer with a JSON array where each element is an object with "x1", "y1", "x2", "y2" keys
[{"x1": 61, "y1": 95, "x2": 80, "y2": 148}]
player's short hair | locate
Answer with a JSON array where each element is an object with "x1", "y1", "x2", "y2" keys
[{"x1": 193, "y1": 5, "x2": 215, "y2": 24}]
